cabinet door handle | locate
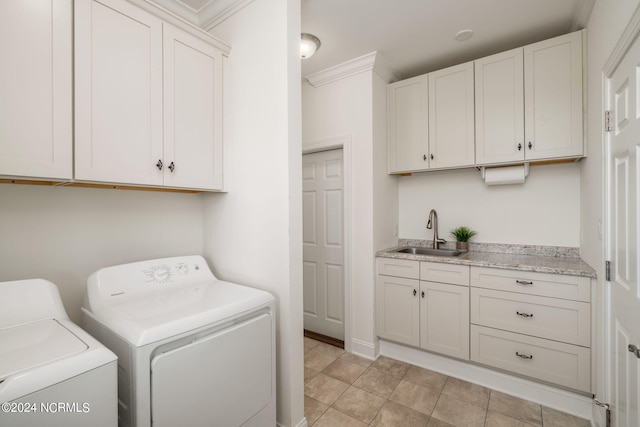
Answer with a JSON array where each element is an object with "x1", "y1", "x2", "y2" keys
[
  {"x1": 516, "y1": 351, "x2": 533, "y2": 360},
  {"x1": 629, "y1": 344, "x2": 640, "y2": 359},
  {"x1": 156, "y1": 159, "x2": 163, "y2": 170},
  {"x1": 421, "y1": 291, "x2": 425, "y2": 298},
  {"x1": 516, "y1": 280, "x2": 533, "y2": 286},
  {"x1": 413, "y1": 289, "x2": 417, "y2": 296},
  {"x1": 516, "y1": 311, "x2": 534, "y2": 318},
  {"x1": 528, "y1": 141, "x2": 533, "y2": 150},
  {"x1": 517, "y1": 143, "x2": 522, "y2": 151},
  {"x1": 430, "y1": 154, "x2": 434, "y2": 160},
  {"x1": 423, "y1": 154, "x2": 427, "y2": 161},
  {"x1": 168, "y1": 161, "x2": 175, "y2": 172}
]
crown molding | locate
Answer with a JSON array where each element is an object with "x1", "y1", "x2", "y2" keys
[
  {"x1": 146, "y1": 0, "x2": 255, "y2": 31},
  {"x1": 147, "y1": 0, "x2": 200, "y2": 24},
  {"x1": 305, "y1": 52, "x2": 400, "y2": 88},
  {"x1": 201, "y1": 0, "x2": 255, "y2": 30},
  {"x1": 569, "y1": 0, "x2": 595, "y2": 31}
]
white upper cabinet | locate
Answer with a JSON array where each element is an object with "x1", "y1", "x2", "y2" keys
[
  {"x1": 428, "y1": 62, "x2": 475, "y2": 169},
  {"x1": 0, "y1": 0, "x2": 72, "y2": 180},
  {"x1": 391, "y1": 30, "x2": 584, "y2": 173},
  {"x1": 387, "y1": 62, "x2": 474, "y2": 173},
  {"x1": 475, "y1": 48, "x2": 525, "y2": 164},
  {"x1": 475, "y1": 31, "x2": 583, "y2": 166},
  {"x1": 75, "y1": 0, "x2": 226, "y2": 191},
  {"x1": 75, "y1": 0, "x2": 164, "y2": 186},
  {"x1": 524, "y1": 31, "x2": 583, "y2": 161},
  {"x1": 163, "y1": 25, "x2": 223, "y2": 190},
  {"x1": 388, "y1": 76, "x2": 429, "y2": 173}
]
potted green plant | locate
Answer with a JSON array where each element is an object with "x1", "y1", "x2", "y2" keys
[{"x1": 450, "y1": 226, "x2": 477, "y2": 251}]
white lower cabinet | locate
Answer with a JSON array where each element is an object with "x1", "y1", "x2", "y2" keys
[
  {"x1": 376, "y1": 258, "x2": 470, "y2": 360},
  {"x1": 470, "y1": 266, "x2": 591, "y2": 392},
  {"x1": 376, "y1": 274, "x2": 420, "y2": 346},
  {"x1": 470, "y1": 325, "x2": 591, "y2": 392},
  {"x1": 420, "y1": 280, "x2": 469, "y2": 359},
  {"x1": 376, "y1": 257, "x2": 592, "y2": 393}
]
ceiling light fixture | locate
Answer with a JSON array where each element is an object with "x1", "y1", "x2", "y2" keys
[
  {"x1": 455, "y1": 29, "x2": 474, "y2": 42},
  {"x1": 300, "y1": 33, "x2": 321, "y2": 59}
]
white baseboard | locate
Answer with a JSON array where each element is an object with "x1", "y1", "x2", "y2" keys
[
  {"x1": 379, "y1": 340, "x2": 593, "y2": 421},
  {"x1": 350, "y1": 338, "x2": 379, "y2": 360},
  {"x1": 286, "y1": 417, "x2": 308, "y2": 427}
]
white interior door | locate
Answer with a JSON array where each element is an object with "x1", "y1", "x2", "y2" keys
[
  {"x1": 303, "y1": 149, "x2": 344, "y2": 340},
  {"x1": 607, "y1": 32, "x2": 640, "y2": 427}
]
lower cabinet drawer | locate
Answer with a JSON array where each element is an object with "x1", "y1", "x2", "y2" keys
[
  {"x1": 470, "y1": 325, "x2": 590, "y2": 392},
  {"x1": 470, "y1": 288, "x2": 590, "y2": 346}
]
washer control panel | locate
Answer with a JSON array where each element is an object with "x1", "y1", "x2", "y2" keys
[
  {"x1": 90, "y1": 256, "x2": 215, "y2": 302},
  {"x1": 142, "y1": 259, "x2": 205, "y2": 285}
]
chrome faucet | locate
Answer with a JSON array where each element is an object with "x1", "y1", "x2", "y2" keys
[{"x1": 426, "y1": 209, "x2": 446, "y2": 249}]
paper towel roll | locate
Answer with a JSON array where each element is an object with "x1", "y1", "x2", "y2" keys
[{"x1": 482, "y1": 165, "x2": 528, "y2": 185}]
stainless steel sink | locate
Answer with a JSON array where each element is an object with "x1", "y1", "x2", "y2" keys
[{"x1": 392, "y1": 247, "x2": 462, "y2": 257}]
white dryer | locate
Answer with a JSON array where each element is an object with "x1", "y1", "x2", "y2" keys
[
  {"x1": 0, "y1": 279, "x2": 118, "y2": 427},
  {"x1": 81, "y1": 255, "x2": 276, "y2": 427}
]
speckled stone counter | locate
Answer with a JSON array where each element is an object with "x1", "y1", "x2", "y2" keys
[{"x1": 376, "y1": 239, "x2": 596, "y2": 278}]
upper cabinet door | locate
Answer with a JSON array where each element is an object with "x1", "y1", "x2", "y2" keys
[
  {"x1": 0, "y1": 0, "x2": 72, "y2": 180},
  {"x1": 75, "y1": 0, "x2": 163, "y2": 185},
  {"x1": 428, "y1": 62, "x2": 475, "y2": 169},
  {"x1": 524, "y1": 31, "x2": 583, "y2": 161},
  {"x1": 388, "y1": 75, "x2": 429, "y2": 173},
  {"x1": 163, "y1": 25, "x2": 223, "y2": 190},
  {"x1": 475, "y1": 48, "x2": 525, "y2": 165}
]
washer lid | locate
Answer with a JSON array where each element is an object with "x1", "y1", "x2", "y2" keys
[
  {"x1": 89, "y1": 279, "x2": 275, "y2": 346},
  {"x1": 0, "y1": 320, "x2": 88, "y2": 380}
]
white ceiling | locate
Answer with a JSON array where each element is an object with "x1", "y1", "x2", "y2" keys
[
  {"x1": 156, "y1": 0, "x2": 594, "y2": 80},
  {"x1": 302, "y1": 0, "x2": 594, "y2": 79}
]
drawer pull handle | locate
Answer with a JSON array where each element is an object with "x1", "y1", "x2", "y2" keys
[
  {"x1": 515, "y1": 352, "x2": 533, "y2": 360},
  {"x1": 516, "y1": 311, "x2": 533, "y2": 318},
  {"x1": 413, "y1": 289, "x2": 417, "y2": 296},
  {"x1": 516, "y1": 280, "x2": 533, "y2": 286}
]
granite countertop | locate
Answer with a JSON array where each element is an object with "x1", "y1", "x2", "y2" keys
[{"x1": 376, "y1": 240, "x2": 597, "y2": 278}]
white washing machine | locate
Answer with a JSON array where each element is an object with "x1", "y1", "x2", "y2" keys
[
  {"x1": 81, "y1": 255, "x2": 276, "y2": 427},
  {"x1": 0, "y1": 279, "x2": 118, "y2": 427}
]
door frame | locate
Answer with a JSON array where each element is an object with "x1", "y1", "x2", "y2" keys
[
  {"x1": 602, "y1": 4, "x2": 640, "y2": 425},
  {"x1": 302, "y1": 135, "x2": 352, "y2": 352}
]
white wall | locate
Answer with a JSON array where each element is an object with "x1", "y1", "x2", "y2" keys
[
  {"x1": 584, "y1": 0, "x2": 640, "y2": 424},
  {"x1": 203, "y1": 0, "x2": 303, "y2": 425},
  {"x1": 0, "y1": 184, "x2": 203, "y2": 323},
  {"x1": 302, "y1": 66, "x2": 398, "y2": 357},
  {"x1": 399, "y1": 163, "x2": 581, "y2": 246}
]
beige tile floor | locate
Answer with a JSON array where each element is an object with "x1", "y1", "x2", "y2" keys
[{"x1": 304, "y1": 337, "x2": 591, "y2": 427}]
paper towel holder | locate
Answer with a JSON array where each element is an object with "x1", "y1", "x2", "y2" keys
[{"x1": 480, "y1": 163, "x2": 530, "y2": 185}]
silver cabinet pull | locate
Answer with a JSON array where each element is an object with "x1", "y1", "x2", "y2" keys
[
  {"x1": 516, "y1": 311, "x2": 534, "y2": 318},
  {"x1": 168, "y1": 161, "x2": 175, "y2": 172},
  {"x1": 629, "y1": 344, "x2": 640, "y2": 359},
  {"x1": 515, "y1": 352, "x2": 533, "y2": 360},
  {"x1": 156, "y1": 159, "x2": 163, "y2": 170},
  {"x1": 516, "y1": 280, "x2": 533, "y2": 286}
]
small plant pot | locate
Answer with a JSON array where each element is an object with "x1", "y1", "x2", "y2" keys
[{"x1": 456, "y1": 241, "x2": 469, "y2": 251}]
